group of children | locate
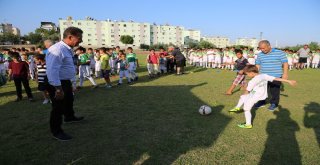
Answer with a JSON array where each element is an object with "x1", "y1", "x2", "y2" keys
[
  {"x1": 187, "y1": 47, "x2": 258, "y2": 70},
  {"x1": 0, "y1": 46, "x2": 141, "y2": 104},
  {"x1": 186, "y1": 47, "x2": 320, "y2": 71},
  {"x1": 285, "y1": 49, "x2": 320, "y2": 70}
]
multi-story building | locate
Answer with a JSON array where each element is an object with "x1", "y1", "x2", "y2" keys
[
  {"x1": 151, "y1": 24, "x2": 184, "y2": 46},
  {"x1": 201, "y1": 36, "x2": 230, "y2": 48},
  {"x1": 183, "y1": 29, "x2": 201, "y2": 44},
  {"x1": 40, "y1": 22, "x2": 58, "y2": 31},
  {"x1": 59, "y1": 17, "x2": 151, "y2": 48},
  {"x1": 0, "y1": 23, "x2": 13, "y2": 35},
  {"x1": 235, "y1": 37, "x2": 258, "y2": 48},
  {"x1": 12, "y1": 27, "x2": 21, "y2": 36},
  {"x1": 0, "y1": 23, "x2": 20, "y2": 36},
  {"x1": 59, "y1": 17, "x2": 198, "y2": 48}
]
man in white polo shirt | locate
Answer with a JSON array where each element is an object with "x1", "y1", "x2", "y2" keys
[{"x1": 297, "y1": 44, "x2": 310, "y2": 70}]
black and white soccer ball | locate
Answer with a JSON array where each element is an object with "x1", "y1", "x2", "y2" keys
[{"x1": 199, "y1": 105, "x2": 212, "y2": 115}]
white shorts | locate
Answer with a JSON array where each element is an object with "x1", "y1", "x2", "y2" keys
[
  {"x1": 226, "y1": 57, "x2": 233, "y2": 63},
  {"x1": 240, "y1": 94, "x2": 260, "y2": 111},
  {"x1": 312, "y1": 57, "x2": 320, "y2": 64},
  {"x1": 214, "y1": 56, "x2": 221, "y2": 64},
  {"x1": 208, "y1": 55, "x2": 215, "y2": 62},
  {"x1": 287, "y1": 58, "x2": 293, "y2": 65}
]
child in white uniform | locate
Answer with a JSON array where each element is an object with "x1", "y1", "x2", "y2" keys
[
  {"x1": 229, "y1": 65, "x2": 297, "y2": 129},
  {"x1": 312, "y1": 49, "x2": 320, "y2": 68}
]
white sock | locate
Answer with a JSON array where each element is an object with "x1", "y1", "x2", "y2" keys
[
  {"x1": 244, "y1": 110, "x2": 252, "y2": 125},
  {"x1": 88, "y1": 77, "x2": 96, "y2": 86}
]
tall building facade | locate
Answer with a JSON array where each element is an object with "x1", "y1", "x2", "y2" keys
[
  {"x1": 235, "y1": 38, "x2": 258, "y2": 48},
  {"x1": 201, "y1": 36, "x2": 230, "y2": 48},
  {"x1": 59, "y1": 17, "x2": 199, "y2": 48}
]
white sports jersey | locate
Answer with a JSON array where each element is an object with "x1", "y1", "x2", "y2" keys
[{"x1": 247, "y1": 74, "x2": 276, "y2": 101}]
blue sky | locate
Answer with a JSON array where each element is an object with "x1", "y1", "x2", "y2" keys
[{"x1": 1, "y1": 0, "x2": 319, "y2": 47}]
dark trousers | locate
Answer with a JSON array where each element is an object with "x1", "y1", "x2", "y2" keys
[
  {"x1": 13, "y1": 77, "x2": 33, "y2": 99},
  {"x1": 47, "y1": 80, "x2": 75, "y2": 135},
  {"x1": 268, "y1": 80, "x2": 282, "y2": 105},
  {"x1": 166, "y1": 59, "x2": 175, "y2": 73}
]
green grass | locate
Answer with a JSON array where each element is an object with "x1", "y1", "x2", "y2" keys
[{"x1": 1, "y1": 55, "x2": 320, "y2": 165}]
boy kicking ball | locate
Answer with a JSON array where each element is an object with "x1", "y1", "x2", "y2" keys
[{"x1": 229, "y1": 65, "x2": 297, "y2": 129}]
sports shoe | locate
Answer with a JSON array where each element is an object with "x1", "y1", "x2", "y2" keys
[
  {"x1": 52, "y1": 132, "x2": 72, "y2": 141},
  {"x1": 229, "y1": 107, "x2": 241, "y2": 112},
  {"x1": 117, "y1": 83, "x2": 122, "y2": 86},
  {"x1": 268, "y1": 104, "x2": 278, "y2": 111},
  {"x1": 238, "y1": 123, "x2": 253, "y2": 129},
  {"x1": 43, "y1": 99, "x2": 50, "y2": 104},
  {"x1": 64, "y1": 116, "x2": 84, "y2": 123},
  {"x1": 105, "y1": 84, "x2": 112, "y2": 88},
  {"x1": 28, "y1": 97, "x2": 34, "y2": 102},
  {"x1": 92, "y1": 85, "x2": 98, "y2": 89}
]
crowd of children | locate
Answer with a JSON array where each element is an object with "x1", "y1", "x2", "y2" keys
[{"x1": 186, "y1": 47, "x2": 320, "y2": 70}]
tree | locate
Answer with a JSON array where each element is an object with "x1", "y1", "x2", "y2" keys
[
  {"x1": 25, "y1": 32, "x2": 42, "y2": 44},
  {"x1": 140, "y1": 44, "x2": 150, "y2": 50},
  {"x1": 0, "y1": 32, "x2": 20, "y2": 44},
  {"x1": 120, "y1": 35, "x2": 134, "y2": 46},
  {"x1": 308, "y1": 42, "x2": 319, "y2": 51},
  {"x1": 199, "y1": 40, "x2": 215, "y2": 49}
]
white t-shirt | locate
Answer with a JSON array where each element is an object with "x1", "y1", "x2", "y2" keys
[{"x1": 247, "y1": 74, "x2": 276, "y2": 100}]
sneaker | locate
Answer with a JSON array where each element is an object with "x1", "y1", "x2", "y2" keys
[
  {"x1": 268, "y1": 104, "x2": 278, "y2": 111},
  {"x1": 229, "y1": 107, "x2": 241, "y2": 112},
  {"x1": 43, "y1": 99, "x2": 50, "y2": 104},
  {"x1": 52, "y1": 132, "x2": 72, "y2": 141},
  {"x1": 92, "y1": 85, "x2": 99, "y2": 89},
  {"x1": 64, "y1": 116, "x2": 84, "y2": 123},
  {"x1": 117, "y1": 83, "x2": 122, "y2": 86},
  {"x1": 237, "y1": 123, "x2": 253, "y2": 129},
  {"x1": 105, "y1": 84, "x2": 112, "y2": 88},
  {"x1": 254, "y1": 102, "x2": 265, "y2": 108}
]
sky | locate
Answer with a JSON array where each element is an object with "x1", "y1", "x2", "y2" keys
[{"x1": 1, "y1": 0, "x2": 319, "y2": 47}]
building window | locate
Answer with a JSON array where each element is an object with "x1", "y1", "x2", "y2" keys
[
  {"x1": 63, "y1": 22, "x2": 67, "y2": 25},
  {"x1": 88, "y1": 39, "x2": 91, "y2": 42},
  {"x1": 111, "y1": 24, "x2": 114, "y2": 27},
  {"x1": 88, "y1": 34, "x2": 91, "y2": 36},
  {"x1": 111, "y1": 35, "x2": 114, "y2": 37},
  {"x1": 78, "y1": 22, "x2": 81, "y2": 25},
  {"x1": 124, "y1": 24, "x2": 126, "y2": 27}
]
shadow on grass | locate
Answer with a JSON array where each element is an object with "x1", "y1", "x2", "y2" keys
[
  {"x1": 0, "y1": 82, "x2": 232, "y2": 164},
  {"x1": 259, "y1": 106, "x2": 301, "y2": 165},
  {"x1": 304, "y1": 102, "x2": 320, "y2": 148}
]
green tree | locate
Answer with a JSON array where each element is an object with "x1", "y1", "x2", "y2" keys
[
  {"x1": 199, "y1": 40, "x2": 215, "y2": 49},
  {"x1": 120, "y1": 35, "x2": 134, "y2": 46},
  {"x1": 308, "y1": 42, "x2": 319, "y2": 51},
  {"x1": 25, "y1": 32, "x2": 42, "y2": 44},
  {"x1": 0, "y1": 32, "x2": 20, "y2": 44},
  {"x1": 140, "y1": 44, "x2": 150, "y2": 50}
]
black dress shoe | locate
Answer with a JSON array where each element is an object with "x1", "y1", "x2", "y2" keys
[
  {"x1": 52, "y1": 132, "x2": 72, "y2": 141},
  {"x1": 64, "y1": 116, "x2": 84, "y2": 123}
]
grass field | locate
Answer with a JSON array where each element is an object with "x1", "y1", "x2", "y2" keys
[{"x1": 0, "y1": 54, "x2": 320, "y2": 165}]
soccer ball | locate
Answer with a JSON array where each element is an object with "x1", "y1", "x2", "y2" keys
[{"x1": 199, "y1": 105, "x2": 212, "y2": 115}]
